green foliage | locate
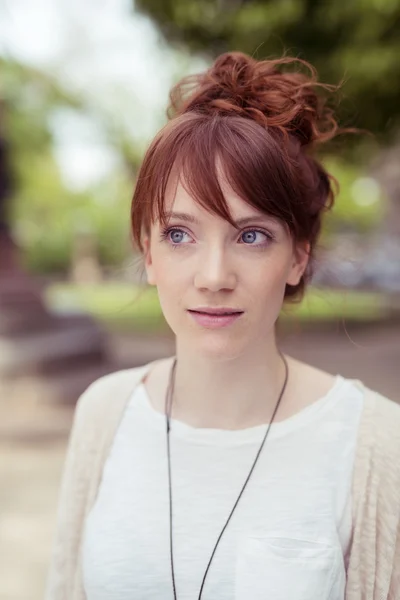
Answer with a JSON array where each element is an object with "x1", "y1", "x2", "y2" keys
[
  {"x1": 2, "y1": 58, "x2": 136, "y2": 274},
  {"x1": 135, "y1": 0, "x2": 400, "y2": 147},
  {"x1": 322, "y1": 157, "x2": 384, "y2": 234},
  {"x1": 12, "y1": 155, "x2": 133, "y2": 274},
  {"x1": 2, "y1": 59, "x2": 81, "y2": 161},
  {"x1": 45, "y1": 282, "x2": 169, "y2": 332},
  {"x1": 281, "y1": 287, "x2": 384, "y2": 321}
]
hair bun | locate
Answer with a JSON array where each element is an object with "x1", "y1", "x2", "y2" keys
[{"x1": 168, "y1": 51, "x2": 339, "y2": 148}]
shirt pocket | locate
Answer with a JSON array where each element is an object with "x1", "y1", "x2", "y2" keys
[{"x1": 235, "y1": 534, "x2": 342, "y2": 600}]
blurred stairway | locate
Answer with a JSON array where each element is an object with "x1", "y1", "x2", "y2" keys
[{"x1": 0, "y1": 273, "x2": 115, "y2": 439}]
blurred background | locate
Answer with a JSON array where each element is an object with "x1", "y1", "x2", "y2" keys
[{"x1": 0, "y1": 0, "x2": 399, "y2": 598}]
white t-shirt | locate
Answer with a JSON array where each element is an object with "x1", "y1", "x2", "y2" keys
[{"x1": 82, "y1": 374, "x2": 364, "y2": 600}]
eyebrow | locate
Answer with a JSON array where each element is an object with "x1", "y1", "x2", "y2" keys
[{"x1": 162, "y1": 211, "x2": 280, "y2": 229}]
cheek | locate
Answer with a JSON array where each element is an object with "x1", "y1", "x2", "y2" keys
[
  {"x1": 249, "y1": 254, "x2": 292, "y2": 294},
  {"x1": 151, "y1": 256, "x2": 187, "y2": 316},
  {"x1": 153, "y1": 255, "x2": 186, "y2": 289},
  {"x1": 245, "y1": 258, "x2": 292, "y2": 322}
]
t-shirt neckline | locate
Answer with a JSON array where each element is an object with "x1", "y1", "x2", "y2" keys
[{"x1": 132, "y1": 375, "x2": 349, "y2": 445}]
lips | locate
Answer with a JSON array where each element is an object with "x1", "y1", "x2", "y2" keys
[
  {"x1": 187, "y1": 309, "x2": 244, "y2": 329},
  {"x1": 188, "y1": 309, "x2": 243, "y2": 316}
]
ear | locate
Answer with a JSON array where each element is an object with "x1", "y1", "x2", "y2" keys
[
  {"x1": 143, "y1": 236, "x2": 156, "y2": 286},
  {"x1": 286, "y1": 240, "x2": 311, "y2": 287}
]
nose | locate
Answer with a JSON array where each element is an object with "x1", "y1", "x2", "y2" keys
[{"x1": 194, "y1": 246, "x2": 237, "y2": 292}]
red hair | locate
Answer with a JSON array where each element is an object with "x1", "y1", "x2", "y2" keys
[{"x1": 131, "y1": 51, "x2": 350, "y2": 303}]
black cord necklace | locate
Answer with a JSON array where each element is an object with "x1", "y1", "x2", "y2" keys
[{"x1": 164, "y1": 352, "x2": 289, "y2": 600}]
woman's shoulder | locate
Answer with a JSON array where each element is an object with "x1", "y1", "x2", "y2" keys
[
  {"x1": 356, "y1": 381, "x2": 400, "y2": 427},
  {"x1": 355, "y1": 381, "x2": 400, "y2": 469},
  {"x1": 73, "y1": 359, "x2": 167, "y2": 430}
]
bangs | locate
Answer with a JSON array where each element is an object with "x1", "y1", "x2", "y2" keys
[{"x1": 132, "y1": 112, "x2": 302, "y2": 248}]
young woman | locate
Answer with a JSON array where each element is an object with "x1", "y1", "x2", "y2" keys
[{"x1": 46, "y1": 52, "x2": 400, "y2": 600}]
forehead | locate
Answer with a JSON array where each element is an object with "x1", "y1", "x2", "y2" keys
[
  {"x1": 160, "y1": 168, "x2": 274, "y2": 227},
  {"x1": 169, "y1": 177, "x2": 250, "y2": 215}
]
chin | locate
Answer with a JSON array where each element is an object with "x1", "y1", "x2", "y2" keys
[{"x1": 184, "y1": 329, "x2": 251, "y2": 362}]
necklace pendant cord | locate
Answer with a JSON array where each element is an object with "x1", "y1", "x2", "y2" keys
[{"x1": 165, "y1": 353, "x2": 289, "y2": 600}]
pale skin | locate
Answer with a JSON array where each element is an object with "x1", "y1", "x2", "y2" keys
[{"x1": 142, "y1": 169, "x2": 336, "y2": 430}]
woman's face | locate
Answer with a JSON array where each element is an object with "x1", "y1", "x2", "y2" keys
[{"x1": 143, "y1": 174, "x2": 309, "y2": 360}]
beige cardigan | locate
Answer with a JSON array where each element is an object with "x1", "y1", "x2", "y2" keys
[{"x1": 45, "y1": 359, "x2": 400, "y2": 600}]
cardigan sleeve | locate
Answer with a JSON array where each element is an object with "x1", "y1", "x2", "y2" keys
[
  {"x1": 44, "y1": 366, "x2": 150, "y2": 600},
  {"x1": 383, "y1": 396, "x2": 400, "y2": 600},
  {"x1": 346, "y1": 388, "x2": 400, "y2": 600},
  {"x1": 388, "y1": 524, "x2": 400, "y2": 599},
  {"x1": 374, "y1": 394, "x2": 400, "y2": 600},
  {"x1": 44, "y1": 378, "x2": 105, "y2": 600}
]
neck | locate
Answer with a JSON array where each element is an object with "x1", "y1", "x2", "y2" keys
[{"x1": 170, "y1": 337, "x2": 288, "y2": 430}]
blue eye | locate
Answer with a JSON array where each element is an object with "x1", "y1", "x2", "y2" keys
[
  {"x1": 242, "y1": 231, "x2": 257, "y2": 244},
  {"x1": 170, "y1": 230, "x2": 185, "y2": 244},
  {"x1": 159, "y1": 227, "x2": 192, "y2": 246},
  {"x1": 240, "y1": 230, "x2": 269, "y2": 245}
]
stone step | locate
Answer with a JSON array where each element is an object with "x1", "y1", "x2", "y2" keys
[
  {"x1": 0, "y1": 308, "x2": 54, "y2": 336},
  {"x1": 0, "y1": 313, "x2": 107, "y2": 377}
]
